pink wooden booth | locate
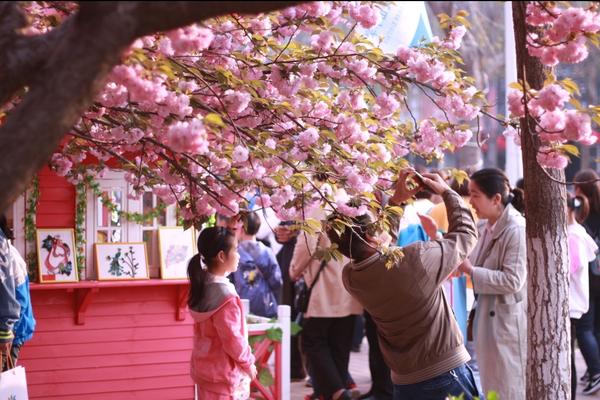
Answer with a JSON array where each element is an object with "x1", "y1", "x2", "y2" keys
[{"x1": 22, "y1": 279, "x2": 291, "y2": 400}]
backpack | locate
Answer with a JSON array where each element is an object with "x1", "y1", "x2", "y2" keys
[{"x1": 590, "y1": 233, "x2": 600, "y2": 276}]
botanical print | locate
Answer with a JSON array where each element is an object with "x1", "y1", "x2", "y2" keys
[
  {"x1": 36, "y1": 229, "x2": 78, "y2": 283},
  {"x1": 165, "y1": 244, "x2": 189, "y2": 267},
  {"x1": 158, "y1": 227, "x2": 194, "y2": 279},
  {"x1": 106, "y1": 246, "x2": 140, "y2": 278},
  {"x1": 95, "y1": 243, "x2": 149, "y2": 280}
]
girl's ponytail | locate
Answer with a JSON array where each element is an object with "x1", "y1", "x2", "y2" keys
[
  {"x1": 187, "y1": 254, "x2": 207, "y2": 309},
  {"x1": 567, "y1": 193, "x2": 590, "y2": 224},
  {"x1": 509, "y1": 187, "x2": 525, "y2": 215}
]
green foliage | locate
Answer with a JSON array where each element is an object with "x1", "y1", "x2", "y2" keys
[
  {"x1": 448, "y1": 391, "x2": 498, "y2": 400},
  {"x1": 24, "y1": 177, "x2": 39, "y2": 280},
  {"x1": 258, "y1": 366, "x2": 274, "y2": 387},
  {"x1": 75, "y1": 181, "x2": 86, "y2": 277}
]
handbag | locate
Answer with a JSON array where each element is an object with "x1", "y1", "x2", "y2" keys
[
  {"x1": 0, "y1": 354, "x2": 28, "y2": 399},
  {"x1": 295, "y1": 260, "x2": 327, "y2": 314}
]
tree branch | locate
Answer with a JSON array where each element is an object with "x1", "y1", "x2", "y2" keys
[{"x1": 0, "y1": 1, "x2": 306, "y2": 213}]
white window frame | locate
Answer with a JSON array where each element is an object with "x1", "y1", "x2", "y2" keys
[
  {"x1": 85, "y1": 170, "x2": 141, "y2": 279},
  {"x1": 84, "y1": 170, "x2": 176, "y2": 279}
]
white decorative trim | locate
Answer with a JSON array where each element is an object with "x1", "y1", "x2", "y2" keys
[{"x1": 12, "y1": 195, "x2": 26, "y2": 255}]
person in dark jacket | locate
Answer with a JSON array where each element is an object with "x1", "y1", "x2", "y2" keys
[{"x1": 232, "y1": 212, "x2": 282, "y2": 318}]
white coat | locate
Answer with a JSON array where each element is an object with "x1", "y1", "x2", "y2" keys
[{"x1": 470, "y1": 204, "x2": 527, "y2": 400}]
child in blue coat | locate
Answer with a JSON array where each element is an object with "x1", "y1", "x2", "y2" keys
[{"x1": 232, "y1": 212, "x2": 282, "y2": 318}]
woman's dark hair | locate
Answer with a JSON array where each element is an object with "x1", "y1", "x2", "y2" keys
[
  {"x1": 574, "y1": 169, "x2": 600, "y2": 215},
  {"x1": 0, "y1": 214, "x2": 14, "y2": 241},
  {"x1": 567, "y1": 192, "x2": 590, "y2": 224},
  {"x1": 470, "y1": 168, "x2": 525, "y2": 214},
  {"x1": 243, "y1": 212, "x2": 261, "y2": 236},
  {"x1": 187, "y1": 226, "x2": 236, "y2": 309}
]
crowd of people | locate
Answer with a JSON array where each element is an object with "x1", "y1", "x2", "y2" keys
[
  {"x1": 184, "y1": 166, "x2": 600, "y2": 400},
  {"x1": 0, "y1": 160, "x2": 596, "y2": 400}
]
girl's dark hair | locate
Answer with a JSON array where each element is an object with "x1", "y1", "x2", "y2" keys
[
  {"x1": 567, "y1": 192, "x2": 590, "y2": 224},
  {"x1": 243, "y1": 212, "x2": 261, "y2": 236},
  {"x1": 574, "y1": 169, "x2": 600, "y2": 215},
  {"x1": 0, "y1": 214, "x2": 14, "y2": 241},
  {"x1": 470, "y1": 168, "x2": 525, "y2": 214},
  {"x1": 187, "y1": 226, "x2": 236, "y2": 309}
]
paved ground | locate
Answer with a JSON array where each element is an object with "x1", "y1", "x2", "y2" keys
[{"x1": 290, "y1": 338, "x2": 600, "y2": 399}]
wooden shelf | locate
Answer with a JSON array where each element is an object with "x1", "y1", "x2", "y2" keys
[
  {"x1": 30, "y1": 279, "x2": 189, "y2": 291},
  {"x1": 30, "y1": 279, "x2": 190, "y2": 325}
]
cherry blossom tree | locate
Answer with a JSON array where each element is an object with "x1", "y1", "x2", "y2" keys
[{"x1": 3, "y1": 1, "x2": 600, "y2": 398}]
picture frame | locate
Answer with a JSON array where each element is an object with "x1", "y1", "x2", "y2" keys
[
  {"x1": 94, "y1": 242, "x2": 149, "y2": 281},
  {"x1": 158, "y1": 227, "x2": 195, "y2": 280},
  {"x1": 36, "y1": 228, "x2": 79, "y2": 283}
]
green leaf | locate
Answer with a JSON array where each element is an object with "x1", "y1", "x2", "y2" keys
[
  {"x1": 266, "y1": 327, "x2": 283, "y2": 342},
  {"x1": 258, "y1": 367, "x2": 274, "y2": 387},
  {"x1": 508, "y1": 82, "x2": 523, "y2": 91},
  {"x1": 559, "y1": 144, "x2": 580, "y2": 157},
  {"x1": 386, "y1": 206, "x2": 405, "y2": 217},
  {"x1": 204, "y1": 113, "x2": 225, "y2": 127},
  {"x1": 486, "y1": 391, "x2": 499, "y2": 400},
  {"x1": 291, "y1": 322, "x2": 302, "y2": 336},
  {"x1": 305, "y1": 218, "x2": 322, "y2": 233},
  {"x1": 561, "y1": 78, "x2": 581, "y2": 96}
]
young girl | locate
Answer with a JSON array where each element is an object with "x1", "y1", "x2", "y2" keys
[
  {"x1": 568, "y1": 193, "x2": 599, "y2": 398},
  {"x1": 188, "y1": 226, "x2": 257, "y2": 399}
]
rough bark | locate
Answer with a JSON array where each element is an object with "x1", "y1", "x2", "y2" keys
[
  {"x1": 0, "y1": 1, "x2": 303, "y2": 214},
  {"x1": 513, "y1": 2, "x2": 571, "y2": 399}
]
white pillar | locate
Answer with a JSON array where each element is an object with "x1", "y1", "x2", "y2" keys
[
  {"x1": 505, "y1": 2, "x2": 523, "y2": 185},
  {"x1": 278, "y1": 305, "x2": 291, "y2": 400}
]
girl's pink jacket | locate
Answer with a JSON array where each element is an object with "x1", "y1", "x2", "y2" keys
[{"x1": 189, "y1": 292, "x2": 255, "y2": 396}]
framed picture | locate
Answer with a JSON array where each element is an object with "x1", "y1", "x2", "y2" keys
[
  {"x1": 36, "y1": 228, "x2": 79, "y2": 283},
  {"x1": 158, "y1": 227, "x2": 195, "y2": 279},
  {"x1": 95, "y1": 242, "x2": 149, "y2": 281}
]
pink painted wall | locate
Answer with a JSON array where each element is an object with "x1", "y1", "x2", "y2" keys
[{"x1": 21, "y1": 283, "x2": 194, "y2": 399}]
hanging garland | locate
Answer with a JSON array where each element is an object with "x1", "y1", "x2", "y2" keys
[
  {"x1": 24, "y1": 177, "x2": 39, "y2": 280},
  {"x1": 71, "y1": 174, "x2": 167, "y2": 280},
  {"x1": 75, "y1": 182, "x2": 87, "y2": 277},
  {"x1": 82, "y1": 175, "x2": 167, "y2": 225}
]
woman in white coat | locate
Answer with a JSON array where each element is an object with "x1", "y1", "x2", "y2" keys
[{"x1": 458, "y1": 168, "x2": 527, "y2": 400}]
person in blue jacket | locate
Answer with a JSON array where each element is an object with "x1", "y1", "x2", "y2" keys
[
  {"x1": 0, "y1": 215, "x2": 34, "y2": 365},
  {"x1": 232, "y1": 212, "x2": 282, "y2": 318},
  {"x1": 0, "y1": 214, "x2": 20, "y2": 370}
]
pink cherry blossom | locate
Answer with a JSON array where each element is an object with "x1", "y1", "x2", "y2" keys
[
  {"x1": 536, "y1": 148, "x2": 569, "y2": 169},
  {"x1": 311, "y1": 31, "x2": 335, "y2": 53},
  {"x1": 298, "y1": 127, "x2": 320, "y2": 147},
  {"x1": 50, "y1": 154, "x2": 73, "y2": 176},
  {"x1": 507, "y1": 90, "x2": 525, "y2": 118},
  {"x1": 447, "y1": 129, "x2": 473, "y2": 147},
  {"x1": 223, "y1": 90, "x2": 252, "y2": 115},
  {"x1": 443, "y1": 26, "x2": 467, "y2": 50},
  {"x1": 232, "y1": 145, "x2": 249, "y2": 164},
  {"x1": 538, "y1": 110, "x2": 567, "y2": 135},
  {"x1": 349, "y1": 4, "x2": 381, "y2": 29},
  {"x1": 526, "y1": 3, "x2": 559, "y2": 26},
  {"x1": 535, "y1": 84, "x2": 570, "y2": 111},
  {"x1": 563, "y1": 110, "x2": 592, "y2": 141}
]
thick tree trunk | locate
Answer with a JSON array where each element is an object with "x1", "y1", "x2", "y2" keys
[{"x1": 512, "y1": 3, "x2": 571, "y2": 399}]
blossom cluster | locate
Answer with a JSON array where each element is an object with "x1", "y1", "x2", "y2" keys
[
  {"x1": 505, "y1": 2, "x2": 600, "y2": 169},
  {"x1": 36, "y1": 1, "x2": 488, "y2": 224}
]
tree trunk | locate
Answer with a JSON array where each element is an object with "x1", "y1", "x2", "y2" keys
[{"x1": 512, "y1": 3, "x2": 571, "y2": 399}]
